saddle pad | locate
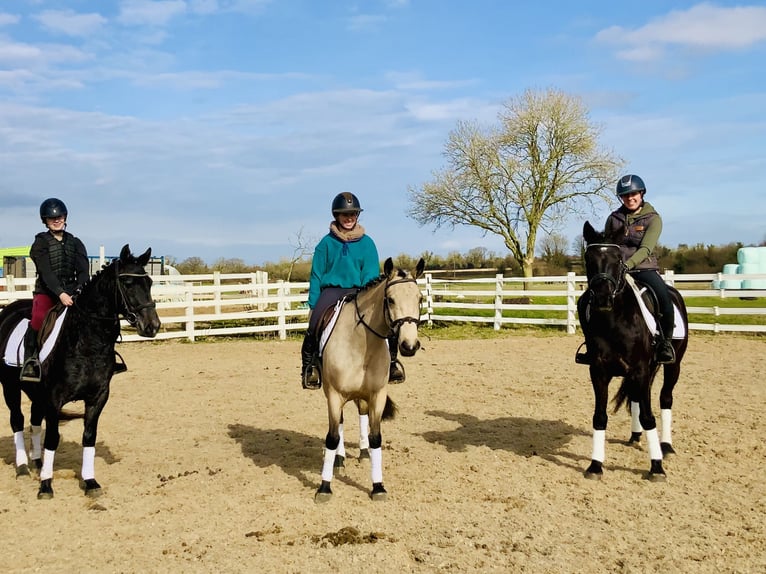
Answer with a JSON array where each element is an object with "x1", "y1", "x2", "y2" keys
[
  {"x1": 625, "y1": 274, "x2": 686, "y2": 339},
  {"x1": 3, "y1": 308, "x2": 68, "y2": 368},
  {"x1": 318, "y1": 299, "x2": 345, "y2": 357}
]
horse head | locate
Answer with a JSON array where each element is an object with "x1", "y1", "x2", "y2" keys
[
  {"x1": 115, "y1": 244, "x2": 161, "y2": 338},
  {"x1": 383, "y1": 257, "x2": 425, "y2": 357},
  {"x1": 582, "y1": 221, "x2": 625, "y2": 311}
]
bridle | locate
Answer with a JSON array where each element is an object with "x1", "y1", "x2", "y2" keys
[
  {"x1": 586, "y1": 244, "x2": 627, "y2": 301},
  {"x1": 355, "y1": 275, "x2": 422, "y2": 339},
  {"x1": 114, "y1": 260, "x2": 157, "y2": 327},
  {"x1": 74, "y1": 259, "x2": 156, "y2": 327}
]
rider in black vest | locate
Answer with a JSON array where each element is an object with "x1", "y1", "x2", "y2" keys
[
  {"x1": 582, "y1": 175, "x2": 676, "y2": 364},
  {"x1": 20, "y1": 198, "x2": 89, "y2": 382}
]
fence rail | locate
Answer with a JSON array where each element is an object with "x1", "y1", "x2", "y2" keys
[{"x1": 2, "y1": 270, "x2": 765, "y2": 341}]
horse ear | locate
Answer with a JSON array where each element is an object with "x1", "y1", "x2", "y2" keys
[
  {"x1": 582, "y1": 221, "x2": 603, "y2": 245},
  {"x1": 136, "y1": 248, "x2": 152, "y2": 267},
  {"x1": 120, "y1": 244, "x2": 131, "y2": 260},
  {"x1": 415, "y1": 258, "x2": 425, "y2": 279},
  {"x1": 383, "y1": 257, "x2": 394, "y2": 276}
]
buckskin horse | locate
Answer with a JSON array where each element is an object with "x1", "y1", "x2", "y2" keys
[
  {"x1": 0, "y1": 245, "x2": 160, "y2": 498},
  {"x1": 578, "y1": 222, "x2": 688, "y2": 481},
  {"x1": 315, "y1": 257, "x2": 424, "y2": 503}
]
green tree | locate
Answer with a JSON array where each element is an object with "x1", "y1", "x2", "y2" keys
[{"x1": 408, "y1": 88, "x2": 623, "y2": 277}]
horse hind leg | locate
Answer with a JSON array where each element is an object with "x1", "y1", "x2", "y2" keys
[
  {"x1": 358, "y1": 413, "x2": 370, "y2": 460},
  {"x1": 628, "y1": 401, "x2": 642, "y2": 447},
  {"x1": 333, "y1": 422, "x2": 346, "y2": 476},
  {"x1": 13, "y1": 431, "x2": 30, "y2": 477},
  {"x1": 82, "y1": 446, "x2": 102, "y2": 498}
]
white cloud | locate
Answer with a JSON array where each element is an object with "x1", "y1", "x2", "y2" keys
[
  {"x1": 0, "y1": 13, "x2": 20, "y2": 26},
  {"x1": 0, "y1": 39, "x2": 89, "y2": 66},
  {"x1": 118, "y1": 0, "x2": 187, "y2": 27},
  {"x1": 597, "y1": 3, "x2": 766, "y2": 61},
  {"x1": 34, "y1": 10, "x2": 107, "y2": 37}
]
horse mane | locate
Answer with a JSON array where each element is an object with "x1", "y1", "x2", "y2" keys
[
  {"x1": 358, "y1": 265, "x2": 410, "y2": 293},
  {"x1": 72, "y1": 258, "x2": 118, "y2": 301}
]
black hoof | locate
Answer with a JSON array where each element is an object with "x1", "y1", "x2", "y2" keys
[
  {"x1": 37, "y1": 478, "x2": 54, "y2": 500},
  {"x1": 16, "y1": 464, "x2": 30, "y2": 477},
  {"x1": 358, "y1": 448, "x2": 370, "y2": 460},
  {"x1": 584, "y1": 460, "x2": 603, "y2": 480},
  {"x1": 628, "y1": 432, "x2": 642, "y2": 445},
  {"x1": 370, "y1": 482, "x2": 387, "y2": 501},
  {"x1": 645, "y1": 460, "x2": 666, "y2": 482},
  {"x1": 660, "y1": 442, "x2": 676, "y2": 456},
  {"x1": 83, "y1": 478, "x2": 103, "y2": 498},
  {"x1": 314, "y1": 480, "x2": 333, "y2": 504},
  {"x1": 33, "y1": 458, "x2": 42, "y2": 470}
]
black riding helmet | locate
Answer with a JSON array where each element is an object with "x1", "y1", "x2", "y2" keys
[
  {"x1": 331, "y1": 192, "x2": 362, "y2": 214},
  {"x1": 616, "y1": 174, "x2": 646, "y2": 196},
  {"x1": 39, "y1": 197, "x2": 68, "y2": 223}
]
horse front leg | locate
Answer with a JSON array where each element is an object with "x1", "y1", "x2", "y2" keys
[
  {"x1": 367, "y1": 391, "x2": 388, "y2": 501},
  {"x1": 585, "y1": 370, "x2": 610, "y2": 480},
  {"x1": 635, "y1": 380, "x2": 666, "y2": 482},
  {"x1": 81, "y1": 397, "x2": 107, "y2": 498},
  {"x1": 658, "y1": 362, "x2": 681, "y2": 455},
  {"x1": 315, "y1": 394, "x2": 343, "y2": 504},
  {"x1": 38, "y1": 406, "x2": 61, "y2": 500}
]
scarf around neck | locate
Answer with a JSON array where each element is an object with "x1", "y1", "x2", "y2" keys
[{"x1": 329, "y1": 221, "x2": 366, "y2": 243}]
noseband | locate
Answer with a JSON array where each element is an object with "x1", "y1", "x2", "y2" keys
[
  {"x1": 115, "y1": 261, "x2": 157, "y2": 327},
  {"x1": 586, "y1": 244, "x2": 626, "y2": 302},
  {"x1": 355, "y1": 275, "x2": 421, "y2": 339}
]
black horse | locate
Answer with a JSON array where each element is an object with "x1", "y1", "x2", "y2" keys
[
  {"x1": 0, "y1": 245, "x2": 160, "y2": 498},
  {"x1": 577, "y1": 222, "x2": 688, "y2": 481}
]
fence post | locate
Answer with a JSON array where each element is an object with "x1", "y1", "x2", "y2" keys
[
  {"x1": 213, "y1": 271, "x2": 221, "y2": 315},
  {"x1": 425, "y1": 273, "x2": 433, "y2": 327},
  {"x1": 185, "y1": 290, "x2": 195, "y2": 342},
  {"x1": 277, "y1": 280, "x2": 287, "y2": 340},
  {"x1": 494, "y1": 274, "x2": 503, "y2": 331},
  {"x1": 664, "y1": 269, "x2": 675, "y2": 287},
  {"x1": 566, "y1": 271, "x2": 577, "y2": 334}
]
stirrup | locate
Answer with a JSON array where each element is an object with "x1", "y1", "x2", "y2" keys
[
  {"x1": 656, "y1": 344, "x2": 676, "y2": 365},
  {"x1": 20, "y1": 358, "x2": 42, "y2": 383},
  {"x1": 113, "y1": 351, "x2": 128, "y2": 374},
  {"x1": 388, "y1": 359, "x2": 405, "y2": 383},
  {"x1": 302, "y1": 365, "x2": 321, "y2": 390},
  {"x1": 574, "y1": 342, "x2": 590, "y2": 365}
]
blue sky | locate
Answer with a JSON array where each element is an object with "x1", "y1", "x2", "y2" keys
[{"x1": 1, "y1": 1, "x2": 764, "y2": 265}]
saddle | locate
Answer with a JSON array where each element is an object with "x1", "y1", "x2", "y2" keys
[{"x1": 314, "y1": 295, "x2": 354, "y2": 357}]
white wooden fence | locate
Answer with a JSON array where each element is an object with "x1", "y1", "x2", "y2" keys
[{"x1": 1, "y1": 270, "x2": 765, "y2": 341}]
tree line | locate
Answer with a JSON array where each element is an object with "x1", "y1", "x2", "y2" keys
[{"x1": 166, "y1": 239, "x2": 755, "y2": 282}]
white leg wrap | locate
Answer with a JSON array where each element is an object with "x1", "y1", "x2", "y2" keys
[
  {"x1": 14, "y1": 431, "x2": 28, "y2": 467},
  {"x1": 631, "y1": 402, "x2": 642, "y2": 433},
  {"x1": 40, "y1": 449, "x2": 56, "y2": 481},
  {"x1": 358, "y1": 414, "x2": 369, "y2": 450},
  {"x1": 321, "y1": 448, "x2": 336, "y2": 482},
  {"x1": 661, "y1": 409, "x2": 672, "y2": 445},
  {"x1": 591, "y1": 429, "x2": 606, "y2": 463},
  {"x1": 30, "y1": 425, "x2": 42, "y2": 460},
  {"x1": 645, "y1": 427, "x2": 663, "y2": 460},
  {"x1": 81, "y1": 446, "x2": 96, "y2": 480},
  {"x1": 370, "y1": 447, "x2": 383, "y2": 483}
]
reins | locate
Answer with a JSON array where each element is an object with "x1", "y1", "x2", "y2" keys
[{"x1": 585, "y1": 244, "x2": 627, "y2": 298}]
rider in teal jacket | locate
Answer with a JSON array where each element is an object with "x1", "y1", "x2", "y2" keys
[{"x1": 301, "y1": 192, "x2": 404, "y2": 389}]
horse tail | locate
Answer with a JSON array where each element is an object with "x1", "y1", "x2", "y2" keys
[
  {"x1": 612, "y1": 379, "x2": 631, "y2": 414},
  {"x1": 382, "y1": 396, "x2": 398, "y2": 420}
]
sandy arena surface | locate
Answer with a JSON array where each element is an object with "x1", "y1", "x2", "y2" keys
[{"x1": 1, "y1": 332, "x2": 764, "y2": 573}]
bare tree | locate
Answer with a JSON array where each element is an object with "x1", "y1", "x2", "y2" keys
[
  {"x1": 286, "y1": 226, "x2": 317, "y2": 282},
  {"x1": 408, "y1": 88, "x2": 623, "y2": 276}
]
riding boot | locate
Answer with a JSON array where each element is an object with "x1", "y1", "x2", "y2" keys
[
  {"x1": 20, "y1": 326, "x2": 42, "y2": 383},
  {"x1": 301, "y1": 331, "x2": 321, "y2": 390},
  {"x1": 656, "y1": 319, "x2": 676, "y2": 365},
  {"x1": 387, "y1": 334, "x2": 405, "y2": 383}
]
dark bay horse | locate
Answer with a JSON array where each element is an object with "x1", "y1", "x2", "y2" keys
[
  {"x1": 577, "y1": 222, "x2": 688, "y2": 481},
  {"x1": 315, "y1": 257, "x2": 424, "y2": 503},
  {"x1": 0, "y1": 245, "x2": 160, "y2": 498}
]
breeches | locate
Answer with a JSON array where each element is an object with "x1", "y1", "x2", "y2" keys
[{"x1": 31, "y1": 293, "x2": 57, "y2": 331}]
